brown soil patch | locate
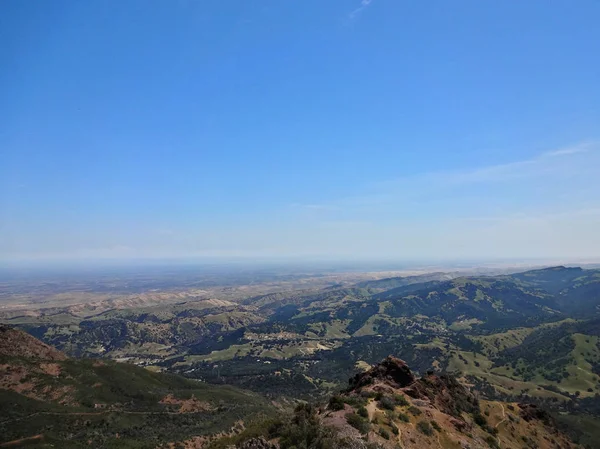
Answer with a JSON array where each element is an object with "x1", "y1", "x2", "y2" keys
[
  {"x1": 40, "y1": 384, "x2": 76, "y2": 405},
  {"x1": 0, "y1": 364, "x2": 34, "y2": 394},
  {"x1": 0, "y1": 362, "x2": 75, "y2": 404},
  {"x1": 40, "y1": 363, "x2": 61, "y2": 376},
  {"x1": 159, "y1": 394, "x2": 211, "y2": 413}
]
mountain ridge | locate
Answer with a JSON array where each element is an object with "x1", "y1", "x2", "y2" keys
[{"x1": 215, "y1": 356, "x2": 580, "y2": 449}]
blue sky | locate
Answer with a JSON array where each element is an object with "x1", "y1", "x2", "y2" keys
[{"x1": 1, "y1": 0, "x2": 599, "y2": 262}]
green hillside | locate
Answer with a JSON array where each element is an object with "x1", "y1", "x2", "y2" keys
[{"x1": 0, "y1": 326, "x2": 271, "y2": 448}]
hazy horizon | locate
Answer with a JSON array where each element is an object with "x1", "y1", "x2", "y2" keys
[{"x1": 2, "y1": 255, "x2": 599, "y2": 271}]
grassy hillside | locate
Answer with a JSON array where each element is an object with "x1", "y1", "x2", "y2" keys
[{"x1": 0, "y1": 326, "x2": 272, "y2": 448}]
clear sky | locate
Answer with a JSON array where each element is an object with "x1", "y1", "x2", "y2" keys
[{"x1": 1, "y1": 0, "x2": 599, "y2": 263}]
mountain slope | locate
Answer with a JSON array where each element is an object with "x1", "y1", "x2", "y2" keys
[
  {"x1": 0, "y1": 325, "x2": 271, "y2": 448},
  {"x1": 0, "y1": 324, "x2": 66, "y2": 361},
  {"x1": 215, "y1": 357, "x2": 579, "y2": 449},
  {"x1": 492, "y1": 318, "x2": 600, "y2": 393},
  {"x1": 355, "y1": 272, "x2": 455, "y2": 292}
]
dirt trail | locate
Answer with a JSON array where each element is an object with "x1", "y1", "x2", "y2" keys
[
  {"x1": 0, "y1": 409, "x2": 204, "y2": 426},
  {"x1": 0, "y1": 434, "x2": 43, "y2": 447},
  {"x1": 366, "y1": 400, "x2": 377, "y2": 421},
  {"x1": 495, "y1": 403, "x2": 507, "y2": 429}
]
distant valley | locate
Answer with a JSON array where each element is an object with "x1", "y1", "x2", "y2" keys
[{"x1": 2, "y1": 265, "x2": 600, "y2": 447}]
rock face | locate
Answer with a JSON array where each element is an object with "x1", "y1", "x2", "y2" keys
[
  {"x1": 348, "y1": 355, "x2": 416, "y2": 390},
  {"x1": 236, "y1": 437, "x2": 279, "y2": 449},
  {"x1": 404, "y1": 373, "x2": 479, "y2": 418}
]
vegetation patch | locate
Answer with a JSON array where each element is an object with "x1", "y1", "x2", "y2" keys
[{"x1": 416, "y1": 420, "x2": 433, "y2": 436}]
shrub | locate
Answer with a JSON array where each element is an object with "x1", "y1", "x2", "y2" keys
[
  {"x1": 378, "y1": 428, "x2": 390, "y2": 440},
  {"x1": 431, "y1": 420, "x2": 441, "y2": 432},
  {"x1": 408, "y1": 406, "x2": 422, "y2": 416},
  {"x1": 374, "y1": 391, "x2": 384, "y2": 401},
  {"x1": 473, "y1": 412, "x2": 487, "y2": 427},
  {"x1": 357, "y1": 406, "x2": 369, "y2": 418},
  {"x1": 486, "y1": 425, "x2": 498, "y2": 435},
  {"x1": 329, "y1": 395, "x2": 345, "y2": 411},
  {"x1": 390, "y1": 423, "x2": 399, "y2": 435},
  {"x1": 393, "y1": 394, "x2": 409, "y2": 407},
  {"x1": 485, "y1": 436, "x2": 500, "y2": 449},
  {"x1": 416, "y1": 421, "x2": 433, "y2": 436},
  {"x1": 346, "y1": 413, "x2": 370, "y2": 435},
  {"x1": 219, "y1": 404, "x2": 342, "y2": 449},
  {"x1": 397, "y1": 412, "x2": 410, "y2": 422},
  {"x1": 378, "y1": 396, "x2": 396, "y2": 411},
  {"x1": 343, "y1": 395, "x2": 368, "y2": 408}
]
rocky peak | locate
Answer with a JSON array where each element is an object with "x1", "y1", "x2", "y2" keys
[{"x1": 348, "y1": 355, "x2": 416, "y2": 391}]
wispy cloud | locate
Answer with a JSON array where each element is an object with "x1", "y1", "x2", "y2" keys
[
  {"x1": 411, "y1": 142, "x2": 594, "y2": 187},
  {"x1": 348, "y1": 0, "x2": 374, "y2": 20},
  {"x1": 541, "y1": 141, "x2": 593, "y2": 157},
  {"x1": 292, "y1": 142, "x2": 599, "y2": 221},
  {"x1": 5, "y1": 142, "x2": 599, "y2": 262}
]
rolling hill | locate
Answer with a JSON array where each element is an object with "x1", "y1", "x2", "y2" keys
[{"x1": 0, "y1": 325, "x2": 271, "y2": 448}]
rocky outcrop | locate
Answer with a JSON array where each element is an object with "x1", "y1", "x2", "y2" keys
[
  {"x1": 348, "y1": 356, "x2": 415, "y2": 390},
  {"x1": 230, "y1": 357, "x2": 579, "y2": 449},
  {"x1": 404, "y1": 373, "x2": 479, "y2": 418},
  {"x1": 236, "y1": 437, "x2": 279, "y2": 449}
]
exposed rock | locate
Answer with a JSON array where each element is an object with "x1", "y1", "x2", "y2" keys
[
  {"x1": 404, "y1": 373, "x2": 479, "y2": 418},
  {"x1": 450, "y1": 417, "x2": 471, "y2": 433},
  {"x1": 233, "y1": 356, "x2": 579, "y2": 449},
  {"x1": 236, "y1": 437, "x2": 279, "y2": 449},
  {"x1": 348, "y1": 356, "x2": 415, "y2": 390}
]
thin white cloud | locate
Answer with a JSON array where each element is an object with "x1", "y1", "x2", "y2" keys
[
  {"x1": 541, "y1": 142, "x2": 592, "y2": 157},
  {"x1": 428, "y1": 142, "x2": 592, "y2": 185},
  {"x1": 349, "y1": 0, "x2": 374, "y2": 20},
  {"x1": 329, "y1": 141, "x2": 599, "y2": 210},
  {"x1": 3, "y1": 142, "x2": 599, "y2": 262}
]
